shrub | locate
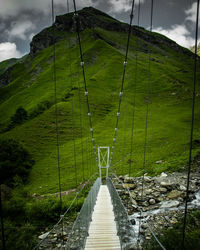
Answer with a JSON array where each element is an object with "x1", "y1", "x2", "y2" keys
[
  {"x1": 10, "y1": 107, "x2": 28, "y2": 127},
  {"x1": 0, "y1": 220, "x2": 37, "y2": 250},
  {"x1": 145, "y1": 209, "x2": 200, "y2": 250},
  {"x1": 0, "y1": 139, "x2": 34, "y2": 186},
  {"x1": 29, "y1": 100, "x2": 52, "y2": 119}
]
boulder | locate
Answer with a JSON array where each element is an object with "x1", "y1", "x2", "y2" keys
[
  {"x1": 160, "y1": 181, "x2": 174, "y2": 190},
  {"x1": 123, "y1": 183, "x2": 136, "y2": 190},
  {"x1": 144, "y1": 189, "x2": 152, "y2": 195},
  {"x1": 170, "y1": 218, "x2": 178, "y2": 224},
  {"x1": 167, "y1": 190, "x2": 185, "y2": 199},
  {"x1": 160, "y1": 172, "x2": 167, "y2": 177},
  {"x1": 153, "y1": 191, "x2": 160, "y2": 197},
  {"x1": 157, "y1": 197, "x2": 164, "y2": 202},
  {"x1": 115, "y1": 184, "x2": 123, "y2": 189},
  {"x1": 38, "y1": 232, "x2": 49, "y2": 240},
  {"x1": 149, "y1": 198, "x2": 156, "y2": 205},
  {"x1": 156, "y1": 160, "x2": 163, "y2": 164},
  {"x1": 141, "y1": 201, "x2": 149, "y2": 207},
  {"x1": 159, "y1": 187, "x2": 168, "y2": 193},
  {"x1": 141, "y1": 223, "x2": 148, "y2": 229},
  {"x1": 161, "y1": 200, "x2": 180, "y2": 208},
  {"x1": 144, "y1": 176, "x2": 152, "y2": 182},
  {"x1": 131, "y1": 199, "x2": 137, "y2": 206},
  {"x1": 130, "y1": 191, "x2": 136, "y2": 199},
  {"x1": 130, "y1": 218, "x2": 136, "y2": 225},
  {"x1": 179, "y1": 185, "x2": 186, "y2": 191},
  {"x1": 124, "y1": 177, "x2": 135, "y2": 183}
]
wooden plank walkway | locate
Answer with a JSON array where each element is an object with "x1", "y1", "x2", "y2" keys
[{"x1": 84, "y1": 185, "x2": 121, "y2": 250}]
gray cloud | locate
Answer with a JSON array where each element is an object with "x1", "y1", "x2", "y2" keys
[
  {"x1": 7, "y1": 20, "x2": 36, "y2": 40},
  {"x1": 0, "y1": 0, "x2": 198, "y2": 61},
  {"x1": 185, "y1": 2, "x2": 199, "y2": 23}
]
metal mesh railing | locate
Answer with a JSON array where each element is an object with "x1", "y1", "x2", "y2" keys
[
  {"x1": 112, "y1": 173, "x2": 166, "y2": 250},
  {"x1": 65, "y1": 177, "x2": 101, "y2": 249},
  {"x1": 106, "y1": 177, "x2": 135, "y2": 249},
  {"x1": 33, "y1": 174, "x2": 99, "y2": 250}
]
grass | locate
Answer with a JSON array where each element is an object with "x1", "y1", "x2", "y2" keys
[
  {"x1": 0, "y1": 19, "x2": 200, "y2": 196},
  {"x1": 1, "y1": 180, "x2": 92, "y2": 249}
]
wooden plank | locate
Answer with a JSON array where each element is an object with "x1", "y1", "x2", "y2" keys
[{"x1": 84, "y1": 185, "x2": 121, "y2": 250}]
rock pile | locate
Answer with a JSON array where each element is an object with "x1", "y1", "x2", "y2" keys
[
  {"x1": 113, "y1": 172, "x2": 200, "y2": 213},
  {"x1": 112, "y1": 171, "x2": 200, "y2": 247},
  {"x1": 37, "y1": 218, "x2": 74, "y2": 249}
]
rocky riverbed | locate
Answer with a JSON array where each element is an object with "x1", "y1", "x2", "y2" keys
[
  {"x1": 112, "y1": 169, "x2": 200, "y2": 248},
  {"x1": 37, "y1": 167, "x2": 200, "y2": 249}
]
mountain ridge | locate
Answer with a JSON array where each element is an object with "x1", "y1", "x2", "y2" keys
[
  {"x1": 0, "y1": 7, "x2": 199, "y2": 195},
  {"x1": 0, "y1": 7, "x2": 194, "y2": 89},
  {"x1": 0, "y1": 7, "x2": 200, "y2": 249},
  {"x1": 30, "y1": 7, "x2": 193, "y2": 56}
]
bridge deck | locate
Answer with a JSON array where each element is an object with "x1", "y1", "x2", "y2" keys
[{"x1": 84, "y1": 185, "x2": 121, "y2": 250}]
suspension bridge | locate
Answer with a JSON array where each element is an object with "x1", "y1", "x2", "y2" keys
[
  {"x1": 34, "y1": 0, "x2": 199, "y2": 249},
  {"x1": 1, "y1": 0, "x2": 199, "y2": 249}
]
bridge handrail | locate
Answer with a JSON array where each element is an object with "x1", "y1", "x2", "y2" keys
[
  {"x1": 32, "y1": 173, "x2": 98, "y2": 250},
  {"x1": 106, "y1": 177, "x2": 135, "y2": 249},
  {"x1": 112, "y1": 173, "x2": 166, "y2": 250},
  {"x1": 65, "y1": 177, "x2": 101, "y2": 249}
]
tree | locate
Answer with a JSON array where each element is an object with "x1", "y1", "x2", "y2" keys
[
  {"x1": 0, "y1": 139, "x2": 34, "y2": 186},
  {"x1": 10, "y1": 107, "x2": 28, "y2": 127}
]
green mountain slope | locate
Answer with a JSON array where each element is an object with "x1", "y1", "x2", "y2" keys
[
  {"x1": 0, "y1": 7, "x2": 199, "y2": 195},
  {"x1": 190, "y1": 42, "x2": 200, "y2": 55}
]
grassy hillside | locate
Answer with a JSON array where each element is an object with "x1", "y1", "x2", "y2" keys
[
  {"x1": 0, "y1": 8, "x2": 200, "y2": 196},
  {"x1": 190, "y1": 42, "x2": 200, "y2": 55}
]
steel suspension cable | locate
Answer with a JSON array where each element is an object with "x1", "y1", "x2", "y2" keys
[
  {"x1": 73, "y1": 0, "x2": 98, "y2": 169},
  {"x1": 111, "y1": 172, "x2": 166, "y2": 250},
  {"x1": 78, "y1": 85, "x2": 85, "y2": 182},
  {"x1": 115, "y1": 93, "x2": 126, "y2": 168},
  {"x1": 182, "y1": 0, "x2": 199, "y2": 248},
  {"x1": 51, "y1": 0, "x2": 62, "y2": 213},
  {"x1": 122, "y1": 92, "x2": 129, "y2": 176},
  {"x1": 138, "y1": 0, "x2": 154, "y2": 242},
  {"x1": 129, "y1": 0, "x2": 141, "y2": 177},
  {"x1": 67, "y1": 0, "x2": 78, "y2": 188},
  {"x1": 76, "y1": 34, "x2": 85, "y2": 182},
  {"x1": 33, "y1": 172, "x2": 98, "y2": 250},
  {"x1": 110, "y1": 0, "x2": 136, "y2": 166},
  {"x1": 86, "y1": 128, "x2": 90, "y2": 179}
]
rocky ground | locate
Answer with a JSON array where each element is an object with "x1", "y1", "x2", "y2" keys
[
  {"x1": 37, "y1": 217, "x2": 74, "y2": 249},
  {"x1": 37, "y1": 159, "x2": 200, "y2": 249},
  {"x1": 112, "y1": 164, "x2": 200, "y2": 248}
]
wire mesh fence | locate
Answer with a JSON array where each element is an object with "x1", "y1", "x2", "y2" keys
[
  {"x1": 65, "y1": 177, "x2": 101, "y2": 249},
  {"x1": 106, "y1": 177, "x2": 135, "y2": 249}
]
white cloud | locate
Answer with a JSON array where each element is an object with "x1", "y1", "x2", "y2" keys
[
  {"x1": 0, "y1": 42, "x2": 22, "y2": 62},
  {"x1": 153, "y1": 24, "x2": 194, "y2": 48},
  {"x1": 108, "y1": 0, "x2": 145, "y2": 13},
  {"x1": 0, "y1": 0, "x2": 144, "y2": 18},
  {"x1": 0, "y1": 0, "x2": 145, "y2": 20},
  {"x1": 185, "y1": 2, "x2": 198, "y2": 23},
  {"x1": 7, "y1": 21, "x2": 36, "y2": 40},
  {"x1": 0, "y1": 0, "x2": 66, "y2": 18},
  {"x1": 77, "y1": 0, "x2": 93, "y2": 8},
  {"x1": 109, "y1": 0, "x2": 132, "y2": 13}
]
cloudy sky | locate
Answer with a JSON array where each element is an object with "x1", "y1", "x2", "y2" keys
[{"x1": 0, "y1": 0, "x2": 199, "y2": 62}]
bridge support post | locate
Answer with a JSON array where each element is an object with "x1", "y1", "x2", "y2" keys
[{"x1": 98, "y1": 146, "x2": 110, "y2": 182}]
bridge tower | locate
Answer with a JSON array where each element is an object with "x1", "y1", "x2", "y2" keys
[{"x1": 98, "y1": 146, "x2": 110, "y2": 180}]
